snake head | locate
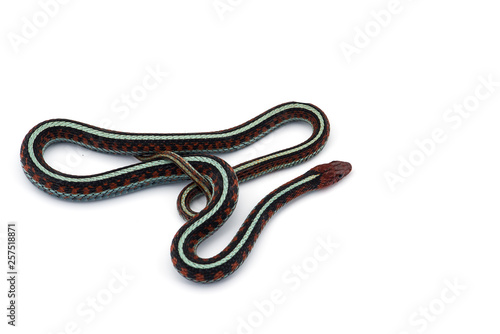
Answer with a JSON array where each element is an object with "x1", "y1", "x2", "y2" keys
[{"x1": 311, "y1": 161, "x2": 352, "y2": 189}]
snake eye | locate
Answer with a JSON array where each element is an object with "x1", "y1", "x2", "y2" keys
[{"x1": 338, "y1": 174, "x2": 343, "y2": 178}]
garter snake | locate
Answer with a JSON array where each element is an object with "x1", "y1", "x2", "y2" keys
[{"x1": 20, "y1": 102, "x2": 351, "y2": 283}]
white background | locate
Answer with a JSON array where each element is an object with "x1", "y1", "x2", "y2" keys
[{"x1": 1, "y1": 0, "x2": 500, "y2": 333}]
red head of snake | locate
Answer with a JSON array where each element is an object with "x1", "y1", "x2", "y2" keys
[{"x1": 311, "y1": 161, "x2": 352, "y2": 189}]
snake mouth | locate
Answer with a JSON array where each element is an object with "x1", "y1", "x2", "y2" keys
[{"x1": 333, "y1": 161, "x2": 352, "y2": 180}]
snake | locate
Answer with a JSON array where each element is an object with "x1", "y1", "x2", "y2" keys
[{"x1": 20, "y1": 102, "x2": 352, "y2": 283}]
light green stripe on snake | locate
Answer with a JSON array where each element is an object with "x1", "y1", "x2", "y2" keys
[
  {"x1": 176, "y1": 156, "x2": 229, "y2": 269},
  {"x1": 178, "y1": 173, "x2": 319, "y2": 270},
  {"x1": 234, "y1": 118, "x2": 321, "y2": 172},
  {"x1": 27, "y1": 103, "x2": 325, "y2": 183}
]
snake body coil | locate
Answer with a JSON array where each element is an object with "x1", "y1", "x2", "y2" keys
[{"x1": 20, "y1": 102, "x2": 351, "y2": 283}]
